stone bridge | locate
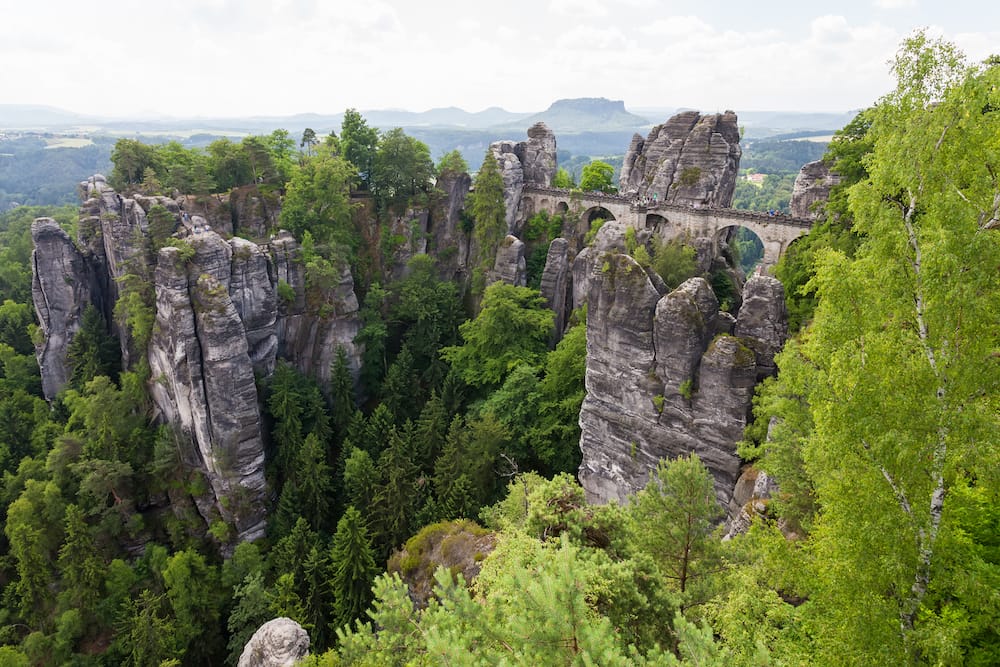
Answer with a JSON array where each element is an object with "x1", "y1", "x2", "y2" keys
[{"x1": 519, "y1": 185, "x2": 814, "y2": 269}]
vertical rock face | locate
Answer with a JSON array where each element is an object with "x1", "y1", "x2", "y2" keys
[
  {"x1": 578, "y1": 254, "x2": 787, "y2": 513},
  {"x1": 489, "y1": 141, "x2": 525, "y2": 234},
  {"x1": 147, "y1": 233, "x2": 268, "y2": 541},
  {"x1": 488, "y1": 235, "x2": 527, "y2": 287},
  {"x1": 430, "y1": 171, "x2": 473, "y2": 281},
  {"x1": 31, "y1": 177, "x2": 366, "y2": 543},
  {"x1": 539, "y1": 238, "x2": 571, "y2": 340},
  {"x1": 272, "y1": 232, "x2": 363, "y2": 388},
  {"x1": 30, "y1": 218, "x2": 93, "y2": 398},
  {"x1": 520, "y1": 122, "x2": 558, "y2": 187},
  {"x1": 238, "y1": 617, "x2": 309, "y2": 667},
  {"x1": 790, "y1": 159, "x2": 840, "y2": 219},
  {"x1": 618, "y1": 110, "x2": 742, "y2": 207}
]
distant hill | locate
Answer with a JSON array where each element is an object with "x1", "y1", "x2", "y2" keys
[{"x1": 494, "y1": 98, "x2": 651, "y2": 134}]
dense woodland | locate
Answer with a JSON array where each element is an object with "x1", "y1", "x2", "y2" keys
[{"x1": 0, "y1": 34, "x2": 997, "y2": 665}]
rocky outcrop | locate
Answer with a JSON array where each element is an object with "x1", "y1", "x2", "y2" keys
[
  {"x1": 619, "y1": 110, "x2": 742, "y2": 208},
  {"x1": 488, "y1": 235, "x2": 527, "y2": 287},
  {"x1": 271, "y1": 232, "x2": 363, "y2": 389},
  {"x1": 724, "y1": 466, "x2": 778, "y2": 538},
  {"x1": 539, "y1": 238, "x2": 571, "y2": 340},
  {"x1": 31, "y1": 177, "x2": 365, "y2": 544},
  {"x1": 147, "y1": 233, "x2": 268, "y2": 541},
  {"x1": 790, "y1": 159, "x2": 840, "y2": 219},
  {"x1": 429, "y1": 171, "x2": 473, "y2": 281},
  {"x1": 578, "y1": 251, "x2": 787, "y2": 512},
  {"x1": 521, "y1": 122, "x2": 558, "y2": 187},
  {"x1": 489, "y1": 141, "x2": 525, "y2": 234},
  {"x1": 238, "y1": 617, "x2": 309, "y2": 667},
  {"x1": 734, "y1": 275, "x2": 788, "y2": 380},
  {"x1": 31, "y1": 218, "x2": 94, "y2": 398}
]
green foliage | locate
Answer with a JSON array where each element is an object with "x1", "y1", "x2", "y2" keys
[
  {"x1": 340, "y1": 108, "x2": 379, "y2": 189},
  {"x1": 440, "y1": 282, "x2": 554, "y2": 389},
  {"x1": 435, "y1": 149, "x2": 468, "y2": 176},
  {"x1": 678, "y1": 379, "x2": 693, "y2": 400},
  {"x1": 66, "y1": 305, "x2": 121, "y2": 389},
  {"x1": 279, "y1": 143, "x2": 356, "y2": 253},
  {"x1": 552, "y1": 166, "x2": 575, "y2": 188},
  {"x1": 650, "y1": 237, "x2": 698, "y2": 290},
  {"x1": 579, "y1": 159, "x2": 616, "y2": 193},
  {"x1": 372, "y1": 128, "x2": 435, "y2": 212},
  {"x1": 583, "y1": 217, "x2": 605, "y2": 246},
  {"x1": 751, "y1": 34, "x2": 1000, "y2": 664},
  {"x1": 678, "y1": 166, "x2": 702, "y2": 187},
  {"x1": 468, "y1": 150, "x2": 507, "y2": 269},
  {"x1": 328, "y1": 506, "x2": 378, "y2": 631}
]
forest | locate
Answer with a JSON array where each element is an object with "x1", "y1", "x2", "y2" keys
[{"x1": 0, "y1": 33, "x2": 997, "y2": 666}]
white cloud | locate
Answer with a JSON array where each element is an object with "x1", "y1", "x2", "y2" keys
[
  {"x1": 875, "y1": 0, "x2": 917, "y2": 8},
  {"x1": 549, "y1": 0, "x2": 607, "y2": 19}
]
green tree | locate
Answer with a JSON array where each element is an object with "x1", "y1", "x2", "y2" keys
[
  {"x1": 440, "y1": 282, "x2": 554, "y2": 389},
  {"x1": 279, "y1": 144, "x2": 356, "y2": 252},
  {"x1": 328, "y1": 506, "x2": 378, "y2": 631},
  {"x1": 755, "y1": 34, "x2": 1000, "y2": 664},
  {"x1": 340, "y1": 109, "x2": 379, "y2": 189},
  {"x1": 628, "y1": 455, "x2": 723, "y2": 602},
  {"x1": 371, "y1": 128, "x2": 435, "y2": 212},
  {"x1": 226, "y1": 571, "x2": 271, "y2": 666},
  {"x1": 579, "y1": 159, "x2": 616, "y2": 193},
  {"x1": 66, "y1": 305, "x2": 121, "y2": 389},
  {"x1": 468, "y1": 150, "x2": 507, "y2": 270},
  {"x1": 553, "y1": 166, "x2": 575, "y2": 189},
  {"x1": 293, "y1": 433, "x2": 333, "y2": 533},
  {"x1": 435, "y1": 149, "x2": 468, "y2": 176},
  {"x1": 115, "y1": 590, "x2": 177, "y2": 667}
]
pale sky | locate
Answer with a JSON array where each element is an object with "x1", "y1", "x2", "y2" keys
[{"x1": 3, "y1": 0, "x2": 998, "y2": 118}]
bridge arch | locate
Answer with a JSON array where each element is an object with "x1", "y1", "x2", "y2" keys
[
  {"x1": 556, "y1": 201, "x2": 569, "y2": 215},
  {"x1": 716, "y1": 225, "x2": 765, "y2": 274},
  {"x1": 583, "y1": 206, "x2": 616, "y2": 224}
]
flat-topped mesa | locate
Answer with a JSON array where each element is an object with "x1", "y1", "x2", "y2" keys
[
  {"x1": 619, "y1": 110, "x2": 742, "y2": 208},
  {"x1": 577, "y1": 231, "x2": 788, "y2": 518}
]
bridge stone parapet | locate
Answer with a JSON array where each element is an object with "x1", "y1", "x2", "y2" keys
[{"x1": 520, "y1": 185, "x2": 813, "y2": 269}]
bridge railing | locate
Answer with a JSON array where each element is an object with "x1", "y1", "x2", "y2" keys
[{"x1": 522, "y1": 185, "x2": 814, "y2": 230}]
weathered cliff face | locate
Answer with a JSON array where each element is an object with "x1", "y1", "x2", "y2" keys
[
  {"x1": 577, "y1": 244, "x2": 787, "y2": 515},
  {"x1": 271, "y1": 232, "x2": 363, "y2": 388},
  {"x1": 430, "y1": 171, "x2": 473, "y2": 281},
  {"x1": 489, "y1": 122, "x2": 559, "y2": 236},
  {"x1": 618, "y1": 110, "x2": 742, "y2": 207},
  {"x1": 789, "y1": 159, "x2": 840, "y2": 219},
  {"x1": 30, "y1": 218, "x2": 93, "y2": 398},
  {"x1": 539, "y1": 237, "x2": 571, "y2": 340},
  {"x1": 147, "y1": 234, "x2": 269, "y2": 541},
  {"x1": 238, "y1": 617, "x2": 309, "y2": 667},
  {"x1": 488, "y1": 235, "x2": 527, "y2": 287},
  {"x1": 31, "y1": 177, "x2": 365, "y2": 543},
  {"x1": 489, "y1": 141, "x2": 525, "y2": 235},
  {"x1": 521, "y1": 122, "x2": 558, "y2": 187}
]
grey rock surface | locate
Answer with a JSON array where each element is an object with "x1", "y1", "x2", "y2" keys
[
  {"x1": 430, "y1": 171, "x2": 473, "y2": 281},
  {"x1": 31, "y1": 218, "x2": 93, "y2": 399},
  {"x1": 790, "y1": 159, "x2": 840, "y2": 220},
  {"x1": 147, "y1": 233, "x2": 268, "y2": 541},
  {"x1": 489, "y1": 235, "x2": 527, "y2": 287},
  {"x1": 521, "y1": 122, "x2": 558, "y2": 187},
  {"x1": 735, "y1": 275, "x2": 788, "y2": 380},
  {"x1": 490, "y1": 141, "x2": 525, "y2": 234},
  {"x1": 539, "y1": 238, "x2": 571, "y2": 340},
  {"x1": 619, "y1": 111, "x2": 742, "y2": 207},
  {"x1": 578, "y1": 261, "x2": 788, "y2": 512},
  {"x1": 238, "y1": 617, "x2": 309, "y2": 667}
]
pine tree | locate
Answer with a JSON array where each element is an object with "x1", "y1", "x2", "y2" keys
[
  {"x1": 226, "y1": 572, "x2": 270, "y2": 666},
  {"x1": 328, "y1": 506, "x2": 378, "y2": 632},
  {"x1": 294, "y1": 433, "x2": 333, "y2": 533},
  {"x1": 329, "y1": 346, "x2": 357, "y2": 442},
  {"x1": 56, "y1": 504, "x2": 102, "y2": 619},
  {"x1": 468, "y1": 150, "x2": 507, "y2": 270}
]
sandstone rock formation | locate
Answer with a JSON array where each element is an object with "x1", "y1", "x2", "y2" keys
[
  {"x1": 619, "y1": 110, "x2": 742, "y2": 208},
  {"x1": 790, "y1": 159, "x2": 840, "y2": 219},
  {"x1": 147, "y1": 233, "x2": 269, "y2": 541},
  {"x1": 577, "y1": 247, "x2": 787, "y2": 512},
  {"x1": 31, "y1": 177, "x2": 365, "y2": 543},
  {"x1": 489, "y1": 141, "x2": 525, "y2": 234},
  {"x1": 488, "y1": 235, "x2": 527, "y2": 287},
  {"x1": 238, "y1": 617, "x2": 309, "y2": 667},
  {"x1": 430, "y1": 171, "x2": 473, "y2": 281},
  {"x1": 521, "y1": 122, "x2": 558, "y2": 187},
  {"x1": 30, "y1": 218, "x2": 93, "y2": 398},
  {"x1": 539, "y1": 238, "x2": 571, "y2": 340}
]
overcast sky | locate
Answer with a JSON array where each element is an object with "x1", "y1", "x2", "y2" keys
[{"x1": 4, "y1": 0, "x2": 999, "y2": 118}]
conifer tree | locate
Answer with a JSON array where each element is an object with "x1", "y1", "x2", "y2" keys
[
  {"x1": 294, "y1": 433, "x2": 333, "y2": 533},
  {"x1": 468, "y1": 150, "x2": 507, "y2": 270},
  {"x1": 328, "y1": 506, "x2": 378, "y2": 632}
]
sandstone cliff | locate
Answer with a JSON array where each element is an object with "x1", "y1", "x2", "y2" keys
[
  {"x1": 618, "y1": 110, "x2": 742, "y2": 207},
  {"x1": 31, "y1": 177, "x2": 365, "y2": 542},
  {"x1": 789, "y1": 159, "x2": 840, "y2": 219},
  {"x1": 489, "y1": 122, "x2": 559, "y2": 235},
  {"x1": 577, "y1": 238, "x2": 787, "y2": 517}
]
